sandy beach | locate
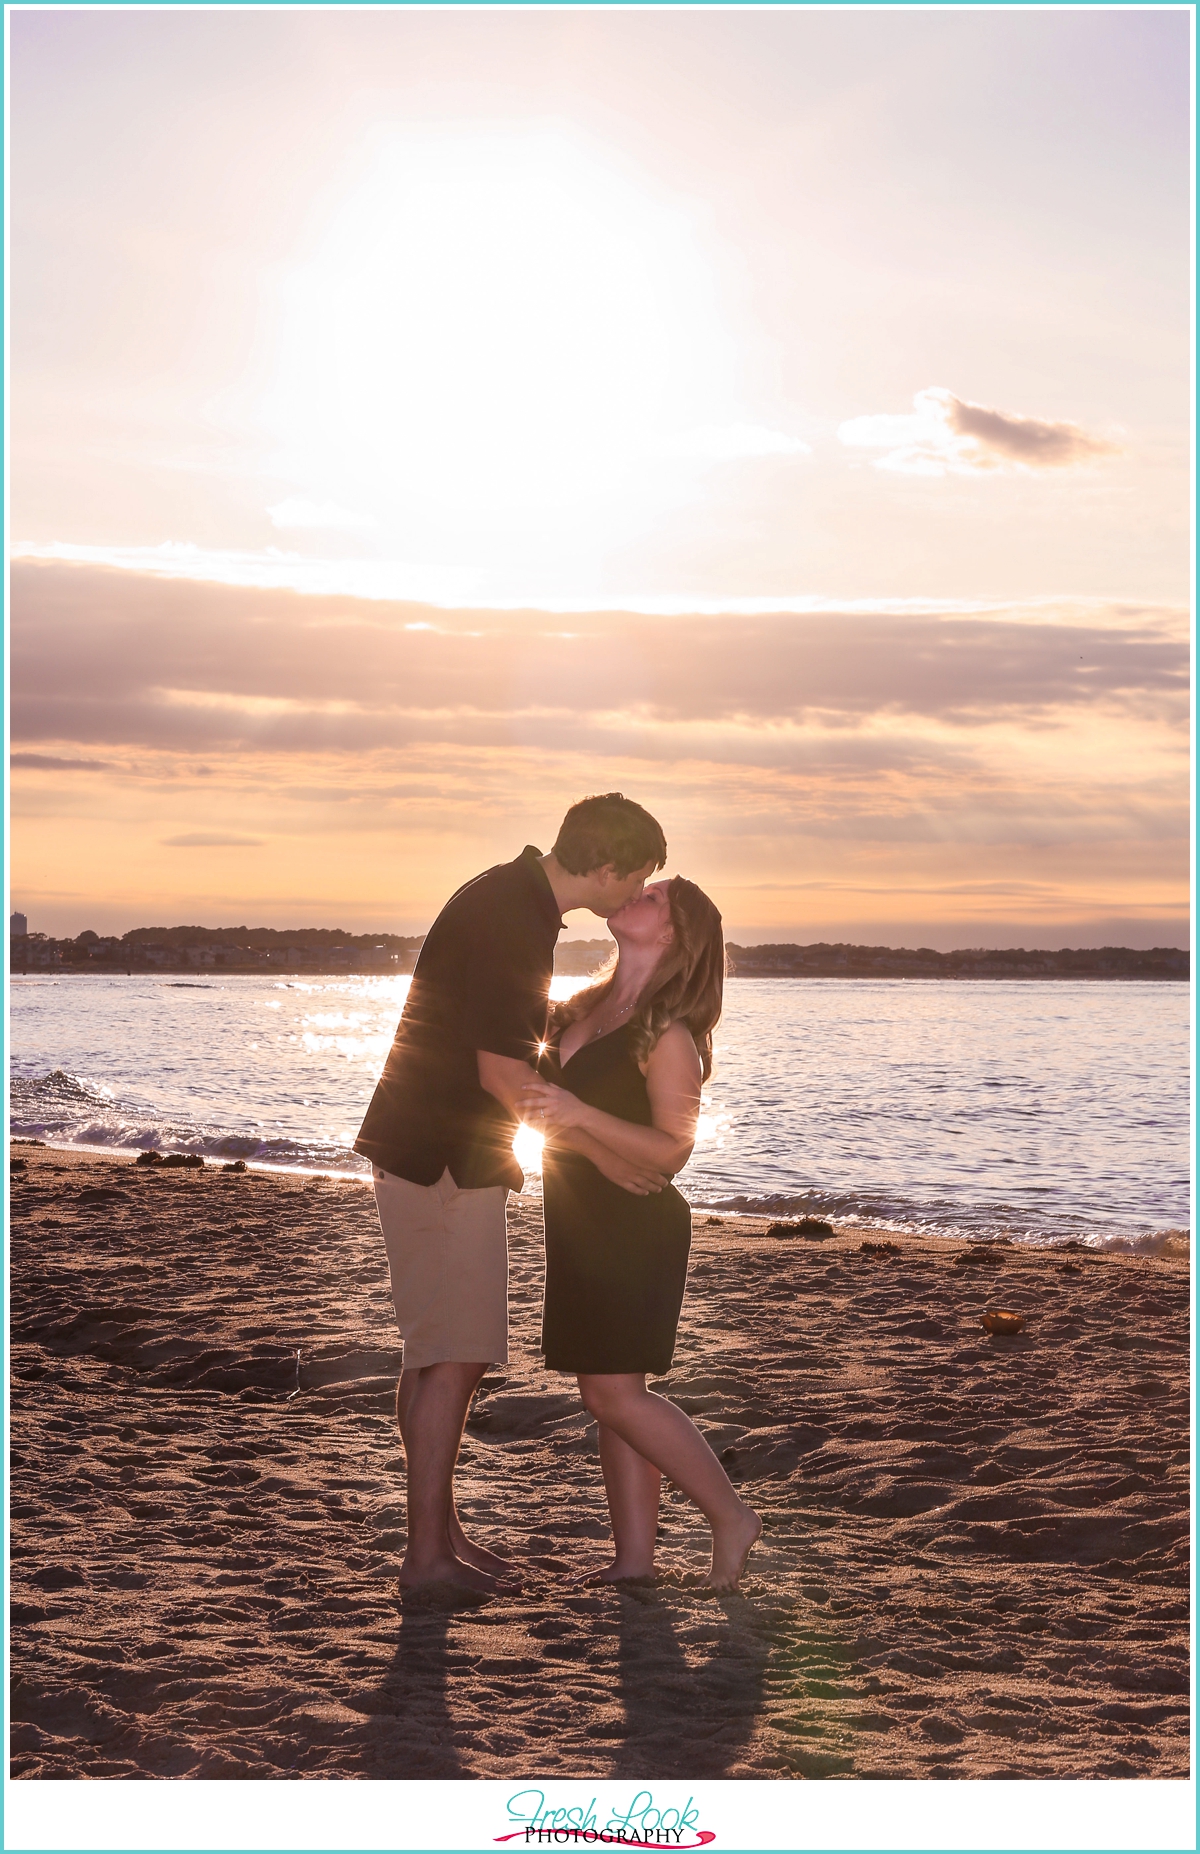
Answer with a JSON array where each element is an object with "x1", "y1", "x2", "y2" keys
[{"x1": 9, "y1": 1141, "x2": 1190, "y2": 1781}]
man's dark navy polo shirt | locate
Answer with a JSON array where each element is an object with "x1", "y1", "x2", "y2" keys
[{"x1": 354, "y1": 846, "x2": 564, "y2": 1190}]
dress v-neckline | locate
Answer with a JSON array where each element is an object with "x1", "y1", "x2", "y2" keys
[{"x1": 557, "y1": 1021, "x2": 630, "y2": 1070}]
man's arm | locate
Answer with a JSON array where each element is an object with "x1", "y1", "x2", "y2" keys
[{"x1": 477, "y1": 1050, "x2": 535, "y2": 1118}]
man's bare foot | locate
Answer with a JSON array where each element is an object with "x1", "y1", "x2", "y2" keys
[
  {"x1": 398, "y1": 1552, "x2": 521, "y2": 1595},
  {"x1": 449, "y1": 1525, "x2": 514, "y2": 1577},
  {"x1": 706, "y1": 1504, "x2": 762, "y2": 1591},
  {"x1": 569, "y1": 1561, "x2": 656, "y2": 1588}
]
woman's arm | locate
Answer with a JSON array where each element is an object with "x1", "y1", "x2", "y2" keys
[
  {"x1": 520, "y1": 1021, "x2": 702, "y2": 1176},
  {"x1": 553, "y1": 1125, "x2": 671, "y2": 1196}
]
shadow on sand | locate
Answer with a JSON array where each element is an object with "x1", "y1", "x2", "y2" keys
[
  {"x1": 604, "y1": 1584, "x2": 769, "y2": 1778},
  {"x1": 363, "y1": 1597, "x2": 472, "y2": 1778}
]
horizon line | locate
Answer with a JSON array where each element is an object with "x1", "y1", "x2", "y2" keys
[{"x1": 14, "y1": 925, "x2": 1191, "y2": 957}]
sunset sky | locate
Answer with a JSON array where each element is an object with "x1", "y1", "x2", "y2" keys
[{"x1": 10, "y1": 8, "x2": 1191, "y2": 946}]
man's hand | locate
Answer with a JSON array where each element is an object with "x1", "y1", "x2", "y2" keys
[{"x1": 477, "y1": 1050, "x2": 536, "y2": 1116}]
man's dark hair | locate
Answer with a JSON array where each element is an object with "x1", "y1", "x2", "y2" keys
[{"x1": 552, "y1": 793, "x2": 667, "y2": 878}]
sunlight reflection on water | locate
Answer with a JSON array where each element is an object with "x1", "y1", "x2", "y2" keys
[{"x1": 10, "y1": 971, "x2": 1189, "y2": 1246}]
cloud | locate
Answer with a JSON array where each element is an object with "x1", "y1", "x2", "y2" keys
[
  {"x1": 946, "y1": 396, "x2": 1118, "y2": 467},
  {"x1": 839, "y1": 387, "x2": 1121, "y2": 476},
  {"x1": 11, "y1": 541, "x2": 484, "y2": 605},
  {"x1": 16, "y1": 544, "x2": 1174, "y2": 625},
  {"x1": 8, "y1": 555, "x2": 1186, "y2": 946},
  {"x1": 12, "y1": 752, "x2": 111, "y2": 771},
  {"x1": 9, "y1": 560, "x2": 1185, "y2": 943},
  {"x1": 10, "y1": 564, "x2": 1185, "y2": 765},
  {"x1": 266, "y1": 498, "x2": 377, "y2": 532},
  {"x1": 161, "y1": 833, "x2": 265, "y2": 848}
]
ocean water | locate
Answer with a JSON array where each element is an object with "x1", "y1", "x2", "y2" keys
[{"x1": 9, "y1": 973, "x2": 1190, "y2": 1253}]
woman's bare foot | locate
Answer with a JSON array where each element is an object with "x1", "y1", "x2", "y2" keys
[
  {"x1": 399, "y1": 1551, "x2": 521, "y2": 1595},
  {"x1": 569, "y1": 1560, "x2": 657, "y2": 1588},
  {"x1": 707, "y1": 1503, "x2": 762, "y2": 1591}
]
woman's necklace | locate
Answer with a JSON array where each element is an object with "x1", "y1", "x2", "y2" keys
[{"x1": 588, "y1": 997, "x2": 638, "y2": 1043}]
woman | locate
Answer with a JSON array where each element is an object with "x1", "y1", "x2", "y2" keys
[{"x1": 519, "y1": 877, "x2": 761, "y2": 1591}]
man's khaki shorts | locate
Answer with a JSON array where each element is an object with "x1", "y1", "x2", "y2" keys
[{"x1": 372, "y1": 1166, "x2": 509, "y2": 1368}]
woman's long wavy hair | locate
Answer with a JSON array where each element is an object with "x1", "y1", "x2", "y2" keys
[{"x1": 551, "y1": 877, "x2": 725, "y2": 1080}]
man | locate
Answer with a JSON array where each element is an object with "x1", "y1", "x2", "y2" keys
[{"x1": 354, "y1": 793, "x2": 669, "y2": 1592}]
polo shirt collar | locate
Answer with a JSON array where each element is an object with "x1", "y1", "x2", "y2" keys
[{"x1": 518, "y1": 845, "x2": 567, "y2": 932}]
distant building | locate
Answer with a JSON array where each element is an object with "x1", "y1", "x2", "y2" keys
[{"x1": 10, "y1": 912, "x2": 28, "y2": 937}]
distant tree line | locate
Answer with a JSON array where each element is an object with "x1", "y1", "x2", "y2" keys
[
  {"x1": 10, "y1": 926, "x2": 1187, "y2": 980},
  {"x1": 10, "y1": 925, "x2": 618, "y2": 976},
  {"x1": 724, "y1": 942, "x2": 1189, "y2": 980},
  {"x1": 119, "y1": 925, "x2": 423, "y2": 951},
  {"x1": 11, "y1": 925, "x2": 424, "y2": 973}
]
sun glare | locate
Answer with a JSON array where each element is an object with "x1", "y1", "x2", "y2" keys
[
  {"x1": 512, "y1": 1119, "x2": 545, "y2": 1177},
  {"x1": 261, "y1": 127, "x2": 736, "y2": 571}
]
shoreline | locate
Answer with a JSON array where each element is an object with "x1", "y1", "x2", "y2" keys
[
  {"x1": 10, "y1": 1142, "x2": 1190, "y2": 1780},
  {"x1": 11, "y1": 1139, "x2": 1188, "y2": 1256}
]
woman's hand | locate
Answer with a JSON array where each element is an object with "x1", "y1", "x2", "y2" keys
[
  {"x1": 584, "y1": 1144, "x2": 668, "y2": 1195},
  {"x1": 519, "y1": 1077, "x2": 587, "y2": 1134}
]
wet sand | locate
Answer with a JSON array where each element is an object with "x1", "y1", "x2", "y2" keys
[{"x1": 9, "y1": 1142, "x2": 1190, "y2": 1780}]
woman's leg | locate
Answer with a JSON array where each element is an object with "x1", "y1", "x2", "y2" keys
[
  {"x1": 573, "y1": 1414, "x2": 661, "y2": 1582},
  {"x1": 578, "y1": 1374, "x2": 761, "y2": 1589}
]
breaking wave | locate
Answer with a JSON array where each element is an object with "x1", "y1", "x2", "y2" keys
[
  {"x1": 10, "y1": 1070, "x2": 369, "y2": 1178},
  {"x1": 688, "y1": 1185, "x2": 1189, "y2": 1256}
]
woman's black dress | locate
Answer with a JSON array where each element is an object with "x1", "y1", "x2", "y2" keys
[{"x1": 540, "y1": 1023, "x2": 691, "y2": 1375}]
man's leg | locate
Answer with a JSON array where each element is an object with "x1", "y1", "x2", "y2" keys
[
  {"x1": 395, "y1": 1359, "x2": 512, "y2": 1591},
  {"x1": 395, "y1": 1367, "x2": 513, "y2": 1576},
  {"x1": 375, "y1": 1166, "x2": 514, "y2": 1589}
]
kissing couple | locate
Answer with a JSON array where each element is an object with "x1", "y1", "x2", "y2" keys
[{"x1": 354, "y1": 792, "x2": 761, "y2": 1595}]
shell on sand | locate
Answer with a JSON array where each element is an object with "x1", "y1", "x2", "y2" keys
[{"x1": 981, "y1": 1309, "x2": 1027, "y2": 1335}]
